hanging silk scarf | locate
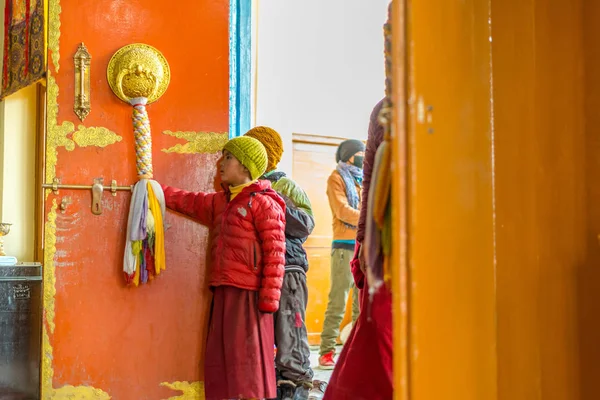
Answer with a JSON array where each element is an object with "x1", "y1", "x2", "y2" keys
[
  {"x1": 122, "y1": 98, "x2": 167, "y2": 286},
  {"x1": 107, "y1": 44, "x2": 170, "y2": 286}
]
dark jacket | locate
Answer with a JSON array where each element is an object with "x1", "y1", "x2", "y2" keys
[{"x1": 264, "y1": 171, "x2": 315, "y2": 273}]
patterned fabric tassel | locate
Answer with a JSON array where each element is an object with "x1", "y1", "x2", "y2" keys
[
  {"x1": 122, "y1": 97, "x2": 167, "y2": 286},
  {"x1": 131, "y1": 97, "x2": 153, "y2": 178},
  {"x1": 147, "y1": 181, "x2": 166, "y2": 275}
]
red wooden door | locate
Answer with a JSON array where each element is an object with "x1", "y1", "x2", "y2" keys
[{"x1": 42, "y1": 0, "x2": 228, "y2": 398}]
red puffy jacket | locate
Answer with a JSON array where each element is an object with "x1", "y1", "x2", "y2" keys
[{"x1": 161, "y1": 180, "x2": 286, "y2": 313}]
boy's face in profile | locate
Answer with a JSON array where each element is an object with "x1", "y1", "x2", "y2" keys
[{"x1": 220, "y1": 150, "x2": 251, "y2": 186}]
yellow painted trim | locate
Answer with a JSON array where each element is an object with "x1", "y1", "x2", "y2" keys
[
  {"x1": 41, "y1": 200, "x2": 57, "y2": 398},
  {"x1": 47, "y1": 0, "x2": 61, "y2": 72},
  {"x1": 72, "y1": 125, "x2": 122, "y2": 148},
  {"x1": 44, "y1": 72, "x2": 75, "y2": 184},
  {"x1": 162, "y1": 131, "x2": 228, "y2": 154},
  {"x1": 161, "y1": 381, "x2": 205, "y2": 400},
  {"x1": 51, "y1": 386, "x2": 111, "y2": 399}
]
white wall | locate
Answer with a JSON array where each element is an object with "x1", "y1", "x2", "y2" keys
[
  {"x1": 253, "y1": 0, "x2": 389, "y2": 173},
  {"x1": 0, "y1": 85, "x2": 37, "y2": 261}
]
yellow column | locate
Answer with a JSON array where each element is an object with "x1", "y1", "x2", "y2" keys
[{"x1": 394, "y1": 0, "x2": 497, "y2": 398}]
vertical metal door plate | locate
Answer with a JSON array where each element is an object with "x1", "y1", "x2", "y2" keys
[{"x1": 92, "y1": 178, "x2": 104, "y2": 215}]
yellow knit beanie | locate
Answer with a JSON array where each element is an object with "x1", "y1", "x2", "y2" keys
[
  {"x1": 223, "y1": 136, "x2": 268, "y2": 180},
  {"x1": 244, "y1": 126, "x2": 283, "y2": 173}
]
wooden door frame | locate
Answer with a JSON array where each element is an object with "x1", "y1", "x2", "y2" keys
[
  {"x1": 292, "y1": 133, "x2": 365, "y2": 146},
  {"x1": 292, "y1": 133, "x2": 347, "y2": 147},
  {"x1": 391, "y1": 0, "x2": 410, "y2": 399},
  {"x1": 229, "y1": 0, "x2": 252, "y2": 137},
  {"x1": 34, "y1": 82, "x2": 46, "y2": 263}
]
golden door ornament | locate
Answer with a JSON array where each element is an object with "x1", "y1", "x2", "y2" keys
[{"x1": 107, "y1": 43, "x2": 170, "y2": 104}]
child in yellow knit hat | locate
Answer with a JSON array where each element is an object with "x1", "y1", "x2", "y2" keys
[
  {"x1": 245, "y1": 126, "x2": 316, "y2": 400},
  {"x1": 161, "y1": 136, "x2": 286, "y2": 400}
]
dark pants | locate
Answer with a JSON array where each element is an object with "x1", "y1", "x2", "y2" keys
[{"x1": 274, "y1": 270, "x2": 314, "y2": 384}]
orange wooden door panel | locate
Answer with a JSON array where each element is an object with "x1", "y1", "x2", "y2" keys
[
  {"x1": 395, "y1": 1, "x2": 586, "y2": 398},
  {"x1": 492, "y1": 0, "x2": 584, "y2": 398},
  {"x1": 43, "y1": 0, "x2": 228, "y2": 398},
  {"x1": 406, "y1": 0, "x2": 497, "y2": 398},
  {"x1": 583, "y1": 1, "x2": 600, "y2": 398}
]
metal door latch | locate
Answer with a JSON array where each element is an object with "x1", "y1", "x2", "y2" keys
[
  {"x1": 91, "y1": 178, "x2": 103, "y2": 215},
  {"x1": 42, "y1": 178, "x2": 132, "y2": 216}
]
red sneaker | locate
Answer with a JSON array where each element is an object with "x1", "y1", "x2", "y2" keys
[{"x1": 318, "y1": 351, "x2": 336, "y2": 370}]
